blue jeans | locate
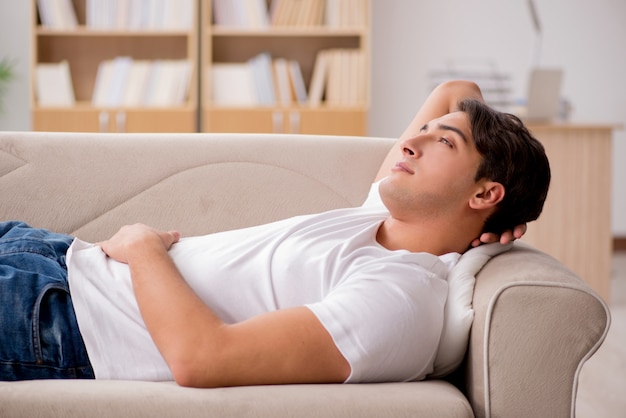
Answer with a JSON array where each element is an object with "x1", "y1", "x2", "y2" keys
[{"x1": 0, "y1": 221, "x2": 94, "y2": 380}]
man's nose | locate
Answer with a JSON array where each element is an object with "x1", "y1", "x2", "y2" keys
[{"x1": 401, "y1": 136, "x2": 423, "y2": 157}]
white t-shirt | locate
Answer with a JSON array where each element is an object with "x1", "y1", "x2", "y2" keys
[{"x1": 67, "y1": 182, "x2": 459, "y2": 383}]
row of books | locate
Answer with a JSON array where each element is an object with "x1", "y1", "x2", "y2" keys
[
  {"x1": 213, "y1": 0, "x2": 367, "y2": 28},
  {"x1": 312, "y1": 49, "x2": 367, "y2": 106},
  {"x1": 211, "y1": 54, "x2": 303, "y2": 107},
  {"x1": 92, "y1": 57, "x2": 192, "y2": 107},
  {"x1": 212, "y1": 0, "x2": 269, "y2": 28},
  {"x1": 35, "y1": 57, "x2": 192, "y2": 107},
  {"x1": 37, "y1": 0, "x2": 194, "y2": 30},
  {"x1": 37, "y1": 0, "x2": 78, "y2": 29},
  {"x1": 86, "y1": 0, "x2": 194, "y2": 30},
  {"x1": 211, "y1": 49, "x2": 366, "y2": 107},
  {"x1": 270, "y1": 0, "x2": 325, "y2": 27},
  {"x1": 35, "y1": 53, "x2": 365, "y2": 108},
  {"x1": 324, "y1": 0, "x2": 367, "y2": 28}
]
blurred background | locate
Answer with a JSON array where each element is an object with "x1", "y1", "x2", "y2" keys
[
  {"x1": 1, "y1": 0, "x2": 625, "y2": 238},
  {"x1": 368, "y1": 0, "x2": 626, "y2": 240}
]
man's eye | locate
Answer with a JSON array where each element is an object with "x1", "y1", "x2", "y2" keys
[{"x1": 439, "y1": 137, "x2": 453, "y2": 148}]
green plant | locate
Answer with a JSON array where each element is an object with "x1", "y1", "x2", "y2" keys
[{"x1": 0, "y1": 58, "x2": 16, "y2": 114}]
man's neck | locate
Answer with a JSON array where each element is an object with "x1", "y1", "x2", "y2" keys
[{"x1": 376, "y1": 215, "x2": 478, "y2": 255}]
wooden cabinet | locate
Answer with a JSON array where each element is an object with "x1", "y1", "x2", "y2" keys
[
  {"x1": 31, "y1": 0, "x2": 198, "y2": 133},
  {"x1": 205, "y1": 107, "x2": 367, "y2": 135},
  {"x1": 201, "y1": 0, "x2": 370, "y2": 135},
  {"x1": 523, "y1": 124, "x2": 616, "y2": 301}
]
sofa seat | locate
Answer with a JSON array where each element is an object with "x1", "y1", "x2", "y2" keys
[{"x1": 0, "y1": 380, "x2": 473, "y2": 418}]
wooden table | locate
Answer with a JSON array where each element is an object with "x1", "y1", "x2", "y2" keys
[{"x1": 523, "y1": 123, "x2": 617, "y2": 301}]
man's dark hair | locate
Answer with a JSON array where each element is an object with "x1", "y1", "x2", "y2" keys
[{"x1": 458, "y1": 98, "x2": 551, "y2": 234}]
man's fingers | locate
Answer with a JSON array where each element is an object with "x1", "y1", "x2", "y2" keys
[
  {"x1": 513, "y1": 224, "x2": 527, "y2": 239},
  {"x1": 161, "y1": 230, "x2": 181, "y2": 249},
  {"x1": 479, "y1": 232, "x2": 499, "y2": 244}
]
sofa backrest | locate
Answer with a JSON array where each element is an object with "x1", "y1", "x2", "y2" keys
[{"x1": 0, "y1": 132, "x2": 394, "y2": 242}]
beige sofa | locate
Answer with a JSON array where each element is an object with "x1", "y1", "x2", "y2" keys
[{"x1": 0, "y1": 131, "x2": 610, "y2": 418}]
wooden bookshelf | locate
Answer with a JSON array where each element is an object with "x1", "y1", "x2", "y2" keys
[
  {"x1": 201, "y1": 0, "x2": 370, "y2": 135},
  {"x1": 31, "y1": 0, "x2": 198, "y2": 133}
]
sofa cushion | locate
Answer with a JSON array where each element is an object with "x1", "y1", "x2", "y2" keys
[{"x1": 0, "y1": 380, "x2": 473, "y2": 418}]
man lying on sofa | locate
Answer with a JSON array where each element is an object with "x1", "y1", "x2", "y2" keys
[{"x1": 0, "y1": 80, "x2": 550, "y2": 387}]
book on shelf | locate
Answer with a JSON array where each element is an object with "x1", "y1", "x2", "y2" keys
[
  {"x1": 37, "y1": 0, "x2": 78, "y2": 29},
  {"x1": 213, "y1": 0, "x2": 269, "y2": 28},
  {"x1": 308, "y1": 49, "x2": 329, "y2": 107},
  {"x1": 248, "y1": 52, "x2": 276, "y2": 105},
  {"x1": 309, "y1": 48, "x2": 366, "y2": 107},
  {"x1": 107, "y1": 56, "x2": 133, "y2": 107},
  {"x1": 213, "y1": 0, "x2": 365, "y2": 29},
  {"x1": 92, "y1": 57, "x2": 192, "y2": 108},
  {"x1": 270, "y1": 0, "x2": 325, "y2": 27},
  {"x1": 121, "y1": 60, "x2": 151, "y2": 107},
  {"x1": 211, "y1": 63, "x2": 257, "y2": 106},
  {"x1": 35, "y1": 60, "x2": 76, "y2": 106},
  {"x1": 288, "y1": 60, "x2": 308, "y2": 104},
  {"x1": 325, "y1": 0, "x2": 367, "y2": 28},
  {"x1": 150, "y1": 60, "x2": 192, "y2": 106},
  {"x1": 273, "y1": 58, "x2": 292, "y2": 106},
  {"x1": 210, "y1": 53, "x2": 310, "y2": 107},
  {"x1": 85, "y1": 0, "x2": 194, "y2": 30}
]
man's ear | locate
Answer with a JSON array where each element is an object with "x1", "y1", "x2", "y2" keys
[{"x1": 470, "y1": 181, "x2": 505, "y2": 210}]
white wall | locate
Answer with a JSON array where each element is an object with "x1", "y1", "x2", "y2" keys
[
  {"x1": 370, "y1": 0, "x2": 626, "y2": 236},
  {"x1": 1, "y1": 1, "x2": 625, "y2": 235},
  {"x1": 0, "y1": 1, "x2": 31, "y2": 130}
]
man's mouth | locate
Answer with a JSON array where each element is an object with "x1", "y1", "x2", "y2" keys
[{"x1": 392, "y1": 161, "x2": 414, "y2": 174}]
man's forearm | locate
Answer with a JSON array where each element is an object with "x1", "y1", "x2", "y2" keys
[
  {"x1": 125, "y1": 235, "x2": 225, "y2": 386},
  {"x1": 399, "y1": 80, "x2": 484, "y2": 141},
  {"x1": 99, "y1": 224, "x2": 225, "y2": 385}
]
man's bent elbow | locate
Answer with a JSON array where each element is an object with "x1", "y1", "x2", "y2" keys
[{"x1": 170, "y1": 361, "x2": 221, "y2": 388}]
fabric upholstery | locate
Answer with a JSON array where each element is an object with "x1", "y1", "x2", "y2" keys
[
  {"x1": 466, "y1": 243, "x2": 610, "y2": 418},
  {"x1": 0, "y1": 380, "x2": 473, "y2": 418},
  {"x1": 0, "y1": 131, "x2": 390, "y2": 241}
]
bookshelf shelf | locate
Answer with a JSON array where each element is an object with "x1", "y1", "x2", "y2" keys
[
  {"x1": 34, "y1": 100, "x2": 197, "y2": 110},
  {"x1": 31, "y1": 0, "x2": 198, "y2": 133},
  {"x1": 202, "y1": 0, "x2": 371, "y2": 135},
  {"x1": 32, "y1": 0, "x2": 370, "y2": 135},
  {"x1": 37, "y1": 27, "x2": 191, "y2": 37},
  {"x1": 211, "y1": 27, "x2": 364, "y2": 37}
]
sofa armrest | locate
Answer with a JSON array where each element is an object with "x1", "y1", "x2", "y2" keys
[{"x1": 465, "y1": 242, "x2": 610, "y2": 418}]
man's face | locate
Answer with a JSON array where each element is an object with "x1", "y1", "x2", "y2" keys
[{"x1": 379, "y1": 111, "x2": 483, "y2": 220}]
